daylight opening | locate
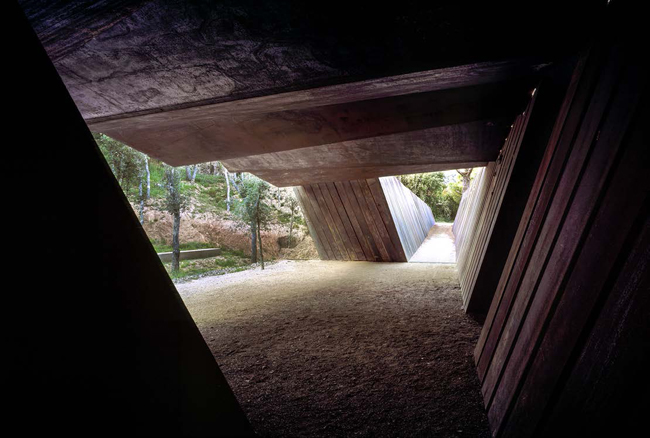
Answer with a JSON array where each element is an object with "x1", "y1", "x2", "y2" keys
[
  {"x1": 397, "y1": 168, "x2": 479, "y2": 263},
  {"x1": 95, "y1": 133, "x2": 317, "y2": 281}
]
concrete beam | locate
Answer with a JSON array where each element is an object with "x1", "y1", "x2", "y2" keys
[
  {"x1": 222, "y1": 119, "x2": 507, "y2": 186},
  {"x1": 88, "y1": 79, "x2": 529, "y2": 167}
]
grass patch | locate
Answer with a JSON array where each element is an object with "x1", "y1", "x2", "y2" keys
[
  {"x1": 194, "y1": 173, "x2": 225, "y2": 187},
  {"x1": 163, "y1": 249, "x2": 258, "y2": 282}
]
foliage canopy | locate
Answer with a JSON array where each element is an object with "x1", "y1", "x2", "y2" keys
[{"x1": 398, "y1": 172, "x2": 464, "y2": 222}]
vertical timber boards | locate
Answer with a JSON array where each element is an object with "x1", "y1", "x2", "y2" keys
[
  {"x1": 292, "y1": 186, "x2": 328, "y2": 259},
  {"x1": 296, "y1": 177, "x2": 428, "y2": 262},
  {"x1": 473, "y1": 19, "x2": 649, "y2": 438},
  {"x1": 455, "y1": 94, "x2": 532, "y2": 312},
  {"x1": 454, "y1": 165, "x2": 493, "y2": 267},
  {"x1": 454, "y1": 61, "x2": 574, "y2": 315},
  {"x1": 454, "y1": 166, "x2": 488, "y2": 258}
]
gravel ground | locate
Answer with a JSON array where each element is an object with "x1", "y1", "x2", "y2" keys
[{"x1": 177, "y1": 260, "x2": 491, "y2": 437}]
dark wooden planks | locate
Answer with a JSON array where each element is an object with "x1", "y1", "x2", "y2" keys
[
  {"x1": 368, "y1": 178, "x2": 409, "y2": 261},
  {"x1": 474, "y1": 50, "x2": 595, "y2": 380},
  {"x1": 292, "y1": 187, "x2": 328, "y2": 259},
  {"x1": 479, "y1": 46, "x2": 621, "y2": 406},
  {"x1": 498, "y1": 75, "x2": 647, "y2": 437},
  {"x1": 298, "y1": 177, "x2": 424, "y2": 262},
  {"x1": 454, "y1": 59, "x2": 575, "y2": 315},
  {"x1": 472, "y1": 14, "x2": 649, "y2": 437},
  {"x1": 324, "y1": 182, "x2": 366, "y2": 260},
  {"x1": 461, "y1": 106, "x2": 529, "y2": 308},
  {"x1": 335, "y1": 181, "x2": 382, "y2": 261},
  {"x1": 295, "y1": 186, "x2": 337, "y2": 260},
  {"x1": 455, "y1": 94, "x2": 532, "y2": 311},
  {"x1": 539, "y1": 204, "x2": 649, "y2": 438},
  {"x1": 351, "y1": 179, "x2": 393, "y2": 260},
  {"x1": 310, "y1": 183, "x2": 351, "y2": 260}
]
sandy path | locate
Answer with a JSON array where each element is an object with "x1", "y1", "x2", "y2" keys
[
  {"x1": 177, "y1": 260, "x2": 490, "y2": 437},
  {"x1": 409, "y1": 223, "x2": 457, "y2": 263}
]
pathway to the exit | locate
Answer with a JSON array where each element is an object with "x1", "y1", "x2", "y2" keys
[{"x1": 409, "y1": 223, "x2": 457, "y2": 263}]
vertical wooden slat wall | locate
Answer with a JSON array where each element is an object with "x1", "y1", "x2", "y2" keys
[
  {"x1": 379, "y1": 176, "x2": 435, "y2": 260},
  {"x1": 294, "y1": 178, "x2": 404, "y2": 262},
  {"x1": 454, "y1": 95, "x2": 534, "y2": 311},
  {"x1": 454, "y1": 166, "x2": 487, "y2": 255},
  {"x1": 473, "y1": 31, "x2": 648, "y2": 438},
  {"x1": 453, "y1": 62, "x2": 575, "y2": 316},
  {"x1": 454, "y1": 165, "x2": 493, "y2": 292},
  {"x1": 295, "y1": 177, "x2": 433, "y2": 262}
]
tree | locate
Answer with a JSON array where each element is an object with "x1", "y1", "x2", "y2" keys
[
  {"x1": 398, "y1": 171, "x2": 464, "y2": 222},
  {"x1": 95, "y1": 133, "x2": 143, "y2": 199},
  {"x1": 233, "y1": 175, "x2": 272, "y2": 267},
  {"x1": 399, "y1": 172, "x2": 445, "y2": 214},
  {"x1": 456, "y1": 168, "x2": 473, "y2": 194},
  {"x1": 442, "y1": 178, "x2": 463, "y2": 220},
  {"x1": 287, "y1": 194, "x2": 299, "y2": 247},
  {"x1": 137, "y1": 154, "x2": 151, "y2": 224},
  {"x1": 223, "y1": 166, "x2": 231, "y2": 212},
  {"x1": 185, "y1": 165, "x2": 198, "y2": 183},
  {"x1": 144, "y1": 155, "x2": 151, "y2": 199},
  {"x1": 163, "y1": 166, "x2": 188, "y2": 273}
]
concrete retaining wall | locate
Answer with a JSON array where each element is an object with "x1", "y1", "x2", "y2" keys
[{"x1": 157, "y1": 248, "x2": 221, "y2": 263}]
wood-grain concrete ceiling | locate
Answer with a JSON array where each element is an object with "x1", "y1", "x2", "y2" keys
[{"x1": 20, "y1": 0, "x2": 606, "y2": 186}]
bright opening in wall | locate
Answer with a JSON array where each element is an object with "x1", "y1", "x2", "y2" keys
[
  {"x1": 94, "y1": 132, "x2": 315, "y2": 281},
  {"x1": 396, "y1": 168, "x2": 481, "y2": 263}
]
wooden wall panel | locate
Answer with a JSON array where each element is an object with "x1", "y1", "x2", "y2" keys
[
  {"x1": 296, "y1": 177, "x2": 433, "y2": 262},
  {"x1": 452, "y1": 60, "x2": 574, "y2": 315},
  {"x1": 473, "y1": 25, "x2": 648, "y2": 438},
  {"x1": 454, "y1": 95, "x2": 532, "y2": 311},
  {"x1": 454, "y1": 165, "x2": 493, "y2": 271}
]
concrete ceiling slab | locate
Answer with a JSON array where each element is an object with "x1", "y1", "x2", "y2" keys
[
  {"x1": 19, "y1": 0, "x2": 604, "y2": 183},
  {"x1": 20, "y1": 0, "x2": 602, "y2": 119}
]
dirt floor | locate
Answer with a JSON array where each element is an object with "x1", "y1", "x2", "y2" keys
[{"x1": 177, "y1": 260, "x2": 491, "y2": 437}]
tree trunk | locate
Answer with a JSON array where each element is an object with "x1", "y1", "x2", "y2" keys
[
  {"x1": 138, "y1": 177, "x2": 144, "y2": 225},
  {"x1": 289, "y1": 209, "x2": 294, "y2": 247},
  {"x1": 457, "y1": 168, "x2": 473, "y2": 194},
  {"x1": 224, "y1": 168, "x2": 231, "y2": 212},
  {"x1": 250, "y1": 219, "x2": 258, "y2": 263},
  {"x1": 171, "y1": 209, "x2": 181, "y2": 273},
  {"x1": 145, "y1": 156, "x2": 150, "y2": 199},
  {"x1": 257, "y1": 216, "x2": 264, "y2": 270},
  {"x1": 191, "y1": 165, "x2": 198, "y2": 183},
  {"x1": 229, "y1": 172, "x2": 241, "y2": 195}
]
